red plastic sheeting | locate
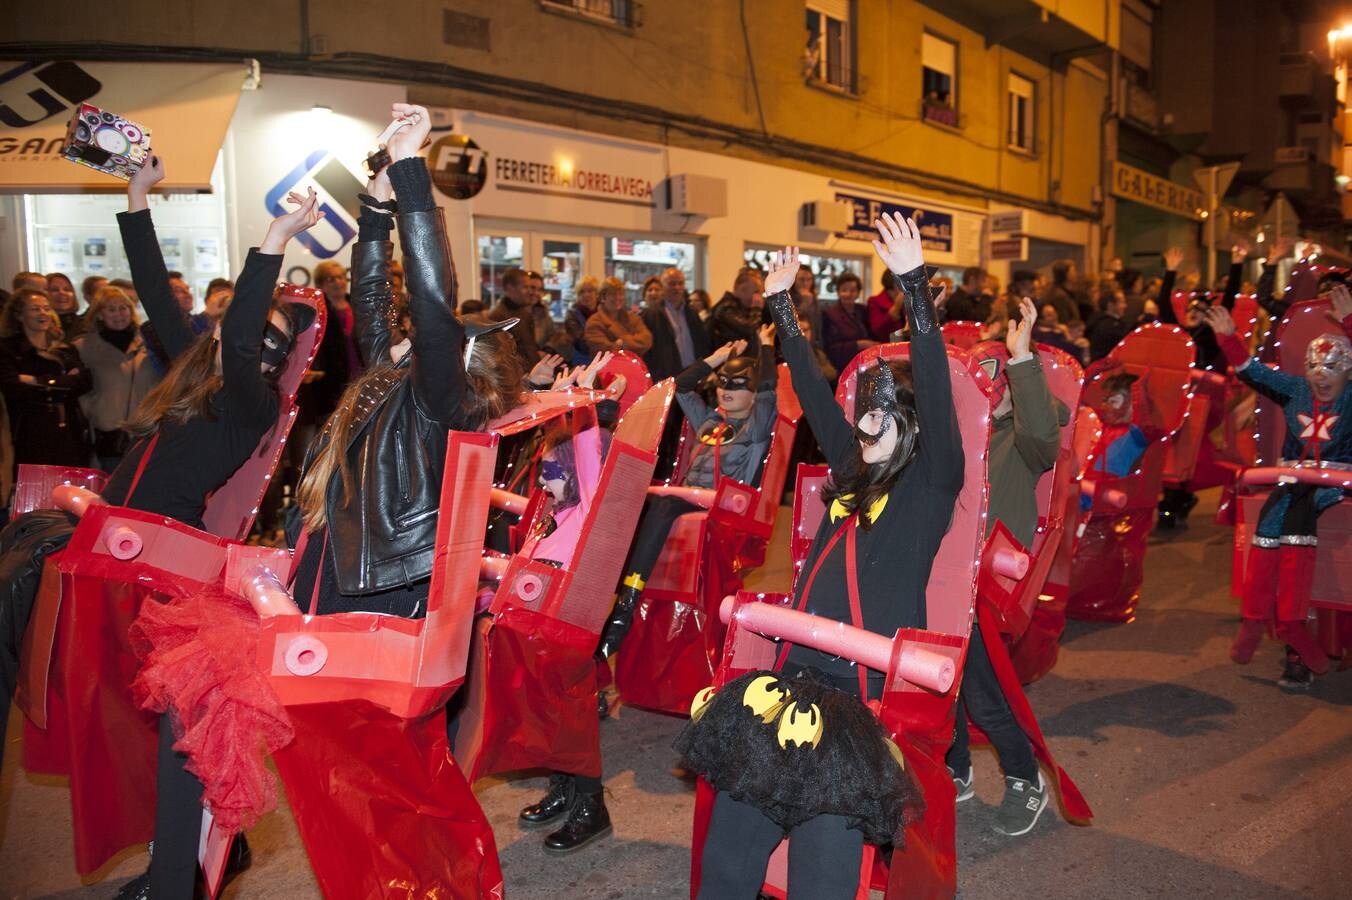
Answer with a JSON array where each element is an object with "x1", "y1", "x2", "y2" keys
[
  {"x1": 19, "y1": 564, "x2": 165, "y2": 873},
  {"x1": 1008, "y1": 591, "x2": 1069, "y2": 684},
  {"x1": 1065, "y1": 508, "x2": 1154, "y2": 623},
  {"x1": 274, "y1": 701, "x2": 504, "y2": 900},
  {"x1": 614, "y1": 534, "x2": 751, "y2": 715},
  {"x1": 455, "y1": 607, "x2": 602, "y2": 781}
]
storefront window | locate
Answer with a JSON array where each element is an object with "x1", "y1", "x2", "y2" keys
[
  {"x1": 25, "y1": 164, "x2": 229, "y2": 312},
  {"x1": 742, "y1": 246, "x2": 868, "y2": 302},
  {"x1": 477, "y1": 234, "x2": 524, "y2": 307},
  {"x1": 541, "y1": 238, "x2": 583, "y2": 319},
  {"x1": 605, "y1": 236, "x2": 698, "y2": 307}
]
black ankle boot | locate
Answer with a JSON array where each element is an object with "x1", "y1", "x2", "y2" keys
[
  {"x1": 595, "y1": 586, "x2": 641, "y2": 660},
  {"x1": 543, "y1": 789, "x2": 612, "y2": 854},
  {"x1": 519, "y1": 773, "x2": 576, "y2": 830},
  {"x1": 113, "y1": 835, "x2": 251, "y2": 900}
]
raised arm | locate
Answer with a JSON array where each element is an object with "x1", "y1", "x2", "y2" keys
[
  {"x1": 1005, "y1": 297, "x2": 1061, "y2": 473},
  {"x1": 384, "y1": 105, "x2": 467, "y2": 425},
  {"x1": 872, "y1": 213, "x2": 964, "y2": 492},
  {"x1": 350, "y1": 167, "x2": 397, "y2": 367},
  {"x1": 1155, "y1": 248, "x2": 1183, "y2": 325},
  {"x1": 763, "y1": 252, "x2": 856, "y2": 471},
  {"x1": 221, "y1": 188, "x2": 324, "y2": 429},
  {"x1": 1205, "y1": 305, "x2": 1303, "y2": 403},
  {"x1": 117, "y1": 155, "x2": 194, "y2": 359},
  {"x1": 1221, "y1": 242, "x2": 1247, "y2": 311},
  {"x1": 674, "y1": 340, "x2": 739, "y2": 425}
]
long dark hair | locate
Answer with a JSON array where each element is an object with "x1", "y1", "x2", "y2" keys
[
  {"x1": 296, "y1": 330, "x2": 524, "y2": 530},
  {"x1": 124, "y1": 291, "x2": 300, "y2": 437},
  {"x1": 823, "y1": 359, "x2": 918, "y2": 530}
]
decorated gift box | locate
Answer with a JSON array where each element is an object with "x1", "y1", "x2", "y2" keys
[{"x1": 61, "y1": 104, "x2": 151, "y2": 180}]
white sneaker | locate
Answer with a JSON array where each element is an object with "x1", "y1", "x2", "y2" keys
[{"x1": 948, "y1": 765, "x2": 974, "y2": 802}]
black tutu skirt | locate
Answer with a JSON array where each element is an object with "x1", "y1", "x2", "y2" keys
[{"x1": 674, "y1": 668, "x2": 924, "y2": 846}]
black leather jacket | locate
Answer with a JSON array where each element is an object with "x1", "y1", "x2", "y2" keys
[{"x1": 307, "y1": 203, "x2": 473, "y2": 595}]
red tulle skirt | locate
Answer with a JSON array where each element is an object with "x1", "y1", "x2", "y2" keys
[{"x1": 129, "y1": 589, "x2": 294, "y2": 833}]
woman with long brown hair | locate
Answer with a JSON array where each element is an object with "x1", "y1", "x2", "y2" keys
[{"x1": 288, "y1": 104, "x2": 525, "y2": 619}]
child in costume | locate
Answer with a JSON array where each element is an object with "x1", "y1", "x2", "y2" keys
[
  {"x1": 592, "y1": 326, "x2": 778, "y2": 659},
  {"x1": 1078, "y1": 370, "x2": 1161, "y2": 512},
  {"x1": 677, "y1": 215, "x2": 956, "y2": 898},
  {"x1": 951, "y1": 297, "x2": 1068, "y2": 836},
  {"x1": 1208, "y1": 305, "x2": 1352, "y2": 690}
]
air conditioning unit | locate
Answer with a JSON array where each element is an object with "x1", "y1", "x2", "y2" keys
[
  {"x1": 667, "y1": 174, "x2": 727, "y2": 217},
  {"x1": 800, "y1": 199, "x2": 852, "y2": 238}
]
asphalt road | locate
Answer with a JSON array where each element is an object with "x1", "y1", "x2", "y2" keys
[{"x1": 2, "y1": 489, "x2": 1350, "y2": 899}]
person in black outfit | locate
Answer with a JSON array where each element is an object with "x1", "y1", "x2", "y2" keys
[
  {"x1": 289, "y1": 105, "x2": 525, "y2": 621},
  {"x1": 1085, "y1": 285, "x2": 1133, "y2": 362},
  {"x1": 1153, "y1": 245, "x2": 1245, "y2": 529},
  {"x1": 0, "y1": 154, "x2": 323, "y2": 900},
  {"x1": 641, "y1": 266, "x2": 712, "y2": 479},
  {"x1": 681, "y1": 215, "x2": 963, "y2": 900},
  {"x1": 0, "y1": 288, "x2": 92, "y2": 475}
]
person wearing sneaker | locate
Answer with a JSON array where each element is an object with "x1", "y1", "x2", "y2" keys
[
  {"x1": 1209, "y1": 304, "x2": 1352, "y2": 689},
  {"x1": 948, "y1": 298, "x2": 1065, "y2": 838},
  {"x1": 683, "y1": 219, "x2": 961, "y2": 899}
]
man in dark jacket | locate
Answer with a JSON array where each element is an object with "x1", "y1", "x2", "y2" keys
[
  {"x1": 950, "y1": 297, "x2": 1067, "y2": 839},
  {"x1": 486, "y1": 267, "x2": 542, "y2": 365},
  {"x1": 1086, "y1": 288, "x2": 1133, "y2": 361},
  {"x1": 641, "y1": 267, "x2": 711, "y2": 381},
  {"x1": 710, "y1": 268, "x2": 764, "y2": 352},
  {"x1": 944, "y1": 266, "x2": 991, "y2": 323}
]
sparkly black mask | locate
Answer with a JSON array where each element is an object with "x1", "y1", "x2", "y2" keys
[
  {"x1": 259, "y1": 321, "x2": 293, "y2": 370},
  {"x1": 853, "y1": 359, "x2": 898, "y2": 447}
]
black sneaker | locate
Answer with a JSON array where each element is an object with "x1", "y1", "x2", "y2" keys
[
  {"x1": 993, "y1": 772, "x2": 1049, "y2": 837},
  {"x1": 1278, "y1": 657, "x2": 1314, "y2": 692}
]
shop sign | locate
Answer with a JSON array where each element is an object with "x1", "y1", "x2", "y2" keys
[
  {"x1": 1111, "y1": 161, "x2": 1203, "y2": 221},
  {"x1": 990, "y1": 210, "x2": 1024, "y2": 233},
  {"x1": 990, "y1": 237, "x2": 1028, "y2": 261},
  {"x1": 427, "y1": 133, "x2": 488, "y2": 200},
  {"x1": 264, "y1": 149, "x2": 360, "y2": 259},
  {"x1": 834, "y1": 191, "x2": 953, "y2": 252},
  {"x1": 490, "y1": 152, "x2": 655, "y2": 205}
]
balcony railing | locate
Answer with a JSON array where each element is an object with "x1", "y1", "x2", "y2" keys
[{"x1": 540, "y1": 0, "x2": 641, "y2": 28}]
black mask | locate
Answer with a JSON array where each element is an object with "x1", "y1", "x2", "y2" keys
[
  {"x1": 853, "y1": 359, "x2": 899, "y2": 447},
  {"x1": 260, "y1": 321, "x2": 293, "y2": 370}
]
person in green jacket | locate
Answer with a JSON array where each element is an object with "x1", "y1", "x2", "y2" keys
[{"x1": 949, "y1": 296, "x2": 1068, "y2": 837}]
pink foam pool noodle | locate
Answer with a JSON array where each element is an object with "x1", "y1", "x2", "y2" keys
[
  {"x1": 241, "y1": 566, "x2": 302, "y2": 618},
  {"x1": 103, "y1": 525, "x2": 143, "y2": 560},
  {"x1": 897, "y1": 645, "x2": 955, "y2": 693},
  {"x1": 720, "y1": 596, "x2": 893, "y2": 672},
  {"x1": 283, "y1": 635, "x2": 328, "y2": 676},
  {"x1": 52, "y1": 484, "x2": 105, "y2": 518},
  {"x1": 992, "y1": 548, "x2": 1030, "y2": 580}
]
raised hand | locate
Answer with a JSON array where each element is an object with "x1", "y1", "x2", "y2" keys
[
  {"x1": 1163, "y1": 247, "x2": 1184, "y2": 271},
  {"x1": 1231, "y1": 239, "x2": 1251, "y2": 264},
  {"x1": 387, "y1": 104, "x2": 432, "y2": 162},
  {"x1": 576, "y1": 351, "x2": 615, "y2": 389},
  {"x1": 705, "y1": 341, "x2": 744, "y2": 369},
  {"x1": 1270, "y1": 236, "x2": 1294, "y2": 259},
  {"x1": 605, "y1": 373, "x2": 628, "y2": 398},
  {"x1": 260, "y1": 188, "x2": 325, "y2": 254},
  {"x1": 1202, "y1": 305, "x2": 1237, "y2": 337},
  {"x1": 551, "y1": 366, "x2": 577, "y2": 390},
  {"x1": 1328, "y1": 283, "x2": 1352, "y2": 322},
  {"x1": 758, "y1": 322, "x2": 777, "y2": 347},
  {"x1": 128, "y1": 154, "x2": 166, "y2": 211},
  {"x1": 871, "y1": 212, "x2": 925, "y2": 275},
  {"x1": 1006, "y1": 296, "x2": 1037, "y2": 361},
  {"x1": 763, "y1": 247, "x2": 800, "y2": 296},
  {"x1": 528, "y1": 353, "x2": 565, "y2": 387}
]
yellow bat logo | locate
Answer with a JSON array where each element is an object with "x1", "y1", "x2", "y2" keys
[
  {"x1": 741, "y1": 674, "x2": 791, "y2": 721},
  {"x1": 690, "y1": 685, "x2": 717, "y2": 721},
  {"x1": 776, "y1": 701, "x2": 824, "y2": 749}
]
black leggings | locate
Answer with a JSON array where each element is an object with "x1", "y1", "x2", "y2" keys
[
  {"x1": 698, "y1": 791, "x2": 863, "y2": 900},
  {"x1": 149, "y1": 714, "x2": 203, "y2": 897},
  {"x1": 624, "y1": 495, "x2": 702, "y2": 583},
  {"x1": 946, "y1": 626, "x2": 1038, "y2": 782}
]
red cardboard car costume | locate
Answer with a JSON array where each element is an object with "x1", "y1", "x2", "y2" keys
[
  {"x1": 1065, "y1": 322, "x2": 1194, "y2": 623},
  {"x1": 455, "y1": 379, "x2": 673, "y2": 783},
  {"x1": 1227, "y1": 296, "x2": 1352, "y2": 682},
  {"x1": 10, "y1": 282, "x2": 323, "y2": 878},
  {"x1": 612, "y1": 364, "x2": 803, "y2": 715}
]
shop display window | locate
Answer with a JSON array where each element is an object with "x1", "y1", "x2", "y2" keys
[
  {"x1": 742, "y1": 245, "x2": 868, "y2": 301},
  {"x1": 604, "y1": 236, "x2": 698, "y2": 307}
]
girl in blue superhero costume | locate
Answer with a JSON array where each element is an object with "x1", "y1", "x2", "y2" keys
[{"x1": 1206, "y1": 305, "x2": 1352, "y2": 690}]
